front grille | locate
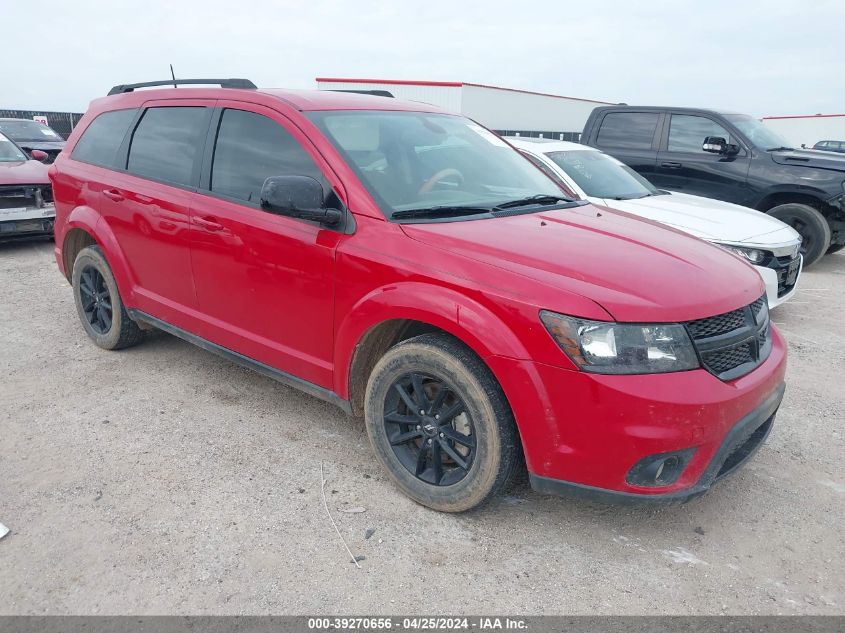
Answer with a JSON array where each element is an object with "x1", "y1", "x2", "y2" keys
[
  {"x1": 0, "y1": 184, "x2": 52, "y2": 209},
  {"x1": 701, "y1": 342, "x2": 754, "y2": 373},
  {"x1": 687, "y1": 309, "x2": 745, "y2": 339},
  {"x1": 685, "y1": 296, "x2": 771, "y2": 381},
  {"x1": 765, "y1": 255, "x2": 801, "y2": 297}
]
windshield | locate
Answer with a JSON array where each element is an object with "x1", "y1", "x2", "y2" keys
[
  {"x1": 306, "y1": 111, "x2": 564, "y2": 219},
  {"x1": 0, "y1": 133, "x2": 28, "y2": 162},
  {"x1": 722, "y1": 114, "x2": 792, "y2": 150},
  {"x1": 0, "y1": 119, "x2": 63, "y2": 143},
  {"x1": 545, "y1": 150, "x2": 661, "y2": 200}
]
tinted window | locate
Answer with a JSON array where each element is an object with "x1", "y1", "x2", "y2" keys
[
  {"x1": 211, "y1": 109, "x2": 327, "y2": 204},
  {"x1": 71, "y1": 109, "x2": 137, "y2": 167},
  {"x1": 668, "y1": 115, "x2": 731, "y2": 153},
  {"x1": 596, "y1": 112, "x2": 659, "y2": 149},
  {"x1": 127, "y1": 107, "x2": 208, "y2": 186}
]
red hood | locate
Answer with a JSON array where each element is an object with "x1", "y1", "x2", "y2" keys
[
  {"x1": 0, "y1": 159, "x2": 50, "y2": 185},
  {"x1": 400, "y1": 204, "x2": 765, "y2": 322}
]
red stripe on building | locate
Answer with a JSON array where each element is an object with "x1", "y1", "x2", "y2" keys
[
  {"x1": 315, "y1": 77, "x2": 613, "y2": 104},
  {"x1": 762, "y1": 113, "x2": 845, "y2": 120}
]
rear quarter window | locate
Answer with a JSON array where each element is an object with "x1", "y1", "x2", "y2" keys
[
  {"x1": 596, "y1": 112, "x2": 660, "y2": 150},
  {"x1": 70, "y1": 109, "x2": 138, "y2": 168}
]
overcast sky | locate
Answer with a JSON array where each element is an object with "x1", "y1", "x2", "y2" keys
[{"x1": 3, "y1": 0, "x2": 841, "y2": 116}]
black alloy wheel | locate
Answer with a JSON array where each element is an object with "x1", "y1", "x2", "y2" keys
[
  {"x1": 383, "y1": 372, "x2": 476, "y2": 486},
  {"x1": 79, "y1": 266, "x2": 113, "y2": 334}
]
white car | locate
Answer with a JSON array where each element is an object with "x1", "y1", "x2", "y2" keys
[{"x1": 509, "y1": 138, "x2": 802, "y2": 308}]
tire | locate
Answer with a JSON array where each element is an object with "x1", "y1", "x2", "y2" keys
[
  {"x1": 71, "y1": 245, "x2": 144, "y2": 350},
  {"x1": 364, "y1": 333, "x2": 520, "y2": 512},
  {"x1": 767, "y1": 203, "x2": 831, "y2": 267},
  {"x1": 827, "y1": 242, "x2": 845, "y2": 255}
]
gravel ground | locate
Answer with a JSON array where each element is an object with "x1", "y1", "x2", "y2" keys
[{"x1": 0, "y1": 240, "x2": 843, "y2": 615}]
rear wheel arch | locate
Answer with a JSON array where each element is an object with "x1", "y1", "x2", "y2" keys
[
  {"x1": 62, "y1": 227, "x2": 98, "y2": 281},
  {"x1": 61, "y1": 212, "x2": 136, "y2": 303}
]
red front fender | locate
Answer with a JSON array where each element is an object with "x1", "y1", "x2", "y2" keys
[{"x1": 333, "y1": 281, "x2": 534, "y2": 401}]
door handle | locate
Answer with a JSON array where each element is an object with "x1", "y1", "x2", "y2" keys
[
  {"x1": 661, "y1": 162, "x2": 683, "y2": 169},
  {"x1": 194, "y1": 216, "x2": 224, "y2": 232},
  {"x1": 103, "y1": 188, "x2": 125, "y2": 202}
]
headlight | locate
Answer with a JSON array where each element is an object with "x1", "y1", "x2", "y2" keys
[
  {"x1": 717, "y1": 244, "x2": 767, "y2": 265},
  {"x1": 539, "y1": 311, "x2": 699, "y2": 374}
]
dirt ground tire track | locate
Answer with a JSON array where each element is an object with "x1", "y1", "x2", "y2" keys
[{"x1": 0, "y1": 241, "x2": 843, "y2": 615}]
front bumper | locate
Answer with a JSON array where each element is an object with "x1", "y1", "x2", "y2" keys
[
  {"x1": 0, "y1": 205, "x2": 55, "y2": 241},
  {"x1": 756, "y1": 255, "x2": 802, "y2": 309},
  {"x1": 529, "y1": 382, "x2": 782, "y2": 504},
  {"x1": 486, "y1": 326, "x2": 787, "y2": 501}
]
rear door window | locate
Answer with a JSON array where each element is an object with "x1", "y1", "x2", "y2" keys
[
  {"x1": 126, "y1": 107, "x2": 209, "y2": 187},
  {"x1": 667, "y1": 115, "x2": 732, "y2": 153},
  {"x1": 71, "y1": 109, "x2": 138, "y2": 168},
  {"x1": 596, "y1": 112, "x2": 660, "y2": 149},
  {"x1": 210, "y1": 108, "x2": 327, "y2": 205}
]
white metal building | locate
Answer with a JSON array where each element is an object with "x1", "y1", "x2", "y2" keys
[
  {"x1": 762, "y1": 113, "x2": 845, "y2": 148},
  {"x1": 315, "y1": 77, "x2": 612, "y2": 141}
]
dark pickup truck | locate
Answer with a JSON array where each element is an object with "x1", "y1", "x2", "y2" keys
[{"x1": 581, "y1": 106, "x2": 845, "y2": 266}]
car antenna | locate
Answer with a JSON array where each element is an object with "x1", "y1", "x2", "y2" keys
[{"x1": 170, "y1": 64, "x2": 177, "y2": 89}]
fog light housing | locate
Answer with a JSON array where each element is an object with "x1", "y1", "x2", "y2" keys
[{"x1": 626, "y1": 448, "x2": 697, "y2": 487}]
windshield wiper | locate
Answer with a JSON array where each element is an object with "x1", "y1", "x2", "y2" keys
[
  {"x1": 494, "y1": 194, "x2": 574, "y2": 210},
  {"x1": 766, "y1": 146, "x2": 794, "y2": 152},
  {"x1": 391, "y1": 206, "x2": 492, "y2": 220},
  {"x1": 611, "y1": 193, "x2": 652, "y2": 200}
]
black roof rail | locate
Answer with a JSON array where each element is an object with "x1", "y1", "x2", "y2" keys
[
  {"x1": 107, "y1": 78, "x2": 257, "y2": 96},
  {"x1": 329, "y1": 89, "x2": 395, "y2": 98}
]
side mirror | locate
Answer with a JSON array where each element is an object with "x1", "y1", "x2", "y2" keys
[
  {"x1": 260, "y1": 176, "x2": 342, "y2": 226},
  {"x1": 702, "y1": 136, "x2": 727, "y2": 153},
  {"x1": 702, "y1": 136, "x2": 739, "y2": 155},
  {"x1": 30, "y1": 149, "x2": 49, "y2": 162}
]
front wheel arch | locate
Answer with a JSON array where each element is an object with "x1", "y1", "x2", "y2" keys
[{"x1": 767, "y1": 202, "x2": 831, "y2": 267}]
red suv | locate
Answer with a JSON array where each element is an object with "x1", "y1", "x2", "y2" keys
[{"x1": 49, "y1": 78, "x2": 786, "y2": 512}]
